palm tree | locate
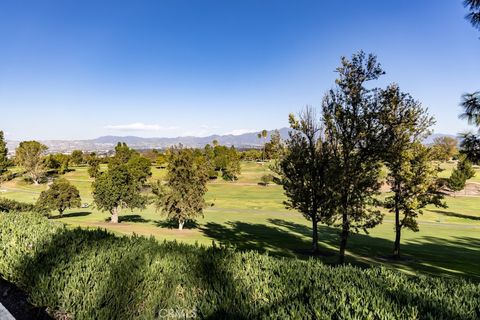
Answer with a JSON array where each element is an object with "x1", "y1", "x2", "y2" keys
[
  {"x1": 465, "y1": 0, "x2": 480, "y2": 30},
  {"x1": 459, "y1": 91, "x2": 480, "y2": 128},
  {"x1": 257, "y1": 130, "x2": 268, "y2": 162}
]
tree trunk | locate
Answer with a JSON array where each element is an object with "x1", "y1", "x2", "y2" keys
[
  {"x1": 312, "y1": 218, "x2": 319, "y2": 253},
  {"x1": 178, "y1": 220, "x2": 184, "y2": 230},
  {"x1": 393, "y1": 193, "x2": 401, "y2": 258},
  {"x1": 110, "y1": 208, "x2": 119, "y2": 223},
  {"x1": 393, "y1": 224, "x2": 401, "y2": 258},
  {"x1": 59, "y1": 209, "x2": 64, "y2": 217},
  {"x1": 339, "y1": 212, "x2": 349, "y2": 264}
]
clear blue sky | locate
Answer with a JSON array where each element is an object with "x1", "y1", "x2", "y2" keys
[{"x1": 0, "y1": 0, "x2": 479, "y2": 140}]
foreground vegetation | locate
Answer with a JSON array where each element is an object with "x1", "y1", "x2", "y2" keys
[{"x1": 0, "y1": 212, "x2": 478, "y2": 319}]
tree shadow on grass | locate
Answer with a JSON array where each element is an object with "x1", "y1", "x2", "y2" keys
[
  {"x1": 269, "y1": 218, "x2": 480, "y2": 279},
  {"x1": 50, "y1": 211, "x2": 91, "y2": 219},
  {"x1": 154, "y1": 219, "x2": 199, "y2": 229},
  {"x1": 430, "y1": 209, "x2": 480, "y2": 221},
  {"x1": 201, "y1": 221, "x2": 316, "y2": 258},
  {"x1": 103, "y1": 214, "x2": 151, "y2": 223}
]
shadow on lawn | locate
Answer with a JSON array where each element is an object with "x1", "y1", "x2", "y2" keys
[
  {"x1": 103, "y1": 214, "x2": 151, "y2": 223},
  {"x1": 201, "y1": 220, "x2": 335, "y2": 258},
  {"x1": 50, "y1": 211, "x2": 91, "y2": 219},
  {"x1": 154, "y1": 219, "x2": 199, "y2": 229},
  {"x1": 201, "y1": 218, "x2": 480, "y2": 279},
  {"x1": 430, "y1": 209, "x2": 480, "y2": 221}
]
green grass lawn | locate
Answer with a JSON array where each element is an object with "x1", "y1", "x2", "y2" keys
[{"x1": 1, "y1": 161, "x2": 479, "y2": 280}]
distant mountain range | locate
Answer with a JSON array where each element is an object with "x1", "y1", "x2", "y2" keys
[
  {"x1": 5, "y1": 129, "x2": 458, "y2": 155},
  {"x1": 6, "y1": 128, "x2": 291, "y2": 154}
]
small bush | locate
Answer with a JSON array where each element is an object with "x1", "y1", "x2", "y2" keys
[
  {"x1": 259, "y1": 174, "x2": 274, "y2": 186},
  {"x1": 0, "y1": 213, "x2": 478, "y2": 319}
]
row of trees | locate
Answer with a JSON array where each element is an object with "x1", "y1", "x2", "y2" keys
[
  {"x1": 90, "y1": 142, "x2": 209, "y2": 228},
  {"x1": 276, "y1": 52, "x2": 446, "y2": 261}
]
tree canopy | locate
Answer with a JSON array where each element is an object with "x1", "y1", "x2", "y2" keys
[
  {"x1": 154, "y1": 147, "x2": 208, "y2": 230},
  {"x1": 322, "y1": 51, "x2": 385, "y2": 263},
  {"x1": 0, "y1": 131, "x2": 9, "y2": 175},
  {"x1": 37, "y1": 178, "x2": 82, "y2": 216},
  {"x1": 276, "y1": 106, "x2": 333, "y2": 252},
  {"x1": 92, "y1": 164, "x2": 146, "y2": 223},
  {"x1": 378, "y1": 84, "x2": 444, "y2": 258},
  {"x1": 15, "y1": 141, "x2": 48, "y2": 184}
]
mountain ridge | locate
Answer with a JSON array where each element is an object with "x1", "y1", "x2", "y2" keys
[{"x1": 5, "y1": 129, "x2": 458, "y2": 154}]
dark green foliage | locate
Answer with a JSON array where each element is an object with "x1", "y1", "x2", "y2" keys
[
  {"x1": 459, "y1": 91, "x2": 480, "y2": 129},
  {"x1": 264, "y1": 129, "x2": 284, "y2": 160},
  {"x1": 70, "y1": 150, "x2": 84, "y2": 166},
  {"x1": 87, "y1": 156, "x2": 100, "y2": 178},
  {"x1": 464, "y1": 0, "x2": 480, "y2": 30},
  {"x1": 213, "y1": 145, "x2": 241, "y2": 181},
  {"x1": 276, "y1": 107, "x2": 333, "y2": 253},
  {"x1": 322, "y1": 51, "x2": 384, "y2": 263},
  {"x1": 0, "y1": 130, "x2": 9, "y2": 175},
  {"x1": 459, "y1": 132, "x2": 480, "y2": 164},
  {"x1": 154, "y1": 147, "x2": 208, "y2": 230},
  {"x1": 36, "y1": 178, "x2": 82, "y2": 216},
  {"x1": 0, "y1": 212, "x2": 479, "y2": 320},
  {"x1": 126, "y1": 154, "x2": 152, "y2": 186},
  {"x1": 44, "y1": 154, "x2": 71, "y2": 174},
  {"x1": 448, "y1": 169, "x2": 467, "y2": 193},
  {"x1": 457, "y1": 157, "x2": 476, "y2": 180},
  {"x1": 378, "y1": 84, "x2": 445, "y2": 257},
  {"x1": 0, "y1": 197, "x2": 36, "y2": 213},
  {"x1": 92, "y1": 164, "x2": 146, "y2": 223},
  {"x1": 448, "y1": 157, "x2": 476, "y2": 195},
  {"x1": 111, "y1": 142, "x2": 134, "y2": 165}
]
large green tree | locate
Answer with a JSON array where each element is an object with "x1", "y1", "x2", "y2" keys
[
  {"x1": 92, "y1": 164, "x2": 146, "y2": 223},
  {"x1": 378, "y1": 84, "x2": 445, "y2": 258},
  {"x1": 322, "y1": 51, "x2": 384, "y2": 263},
  {"x1": 70, "y1": 150, "x2": 84, "y2": 166},
  {"x1": 0, "y1": 131, "x2": 9, "y2": 175},
  {"x1": 15, "y1": 141, "x2": 48, "y2": 184},
  {"x1": 36, "y1": 178, "x2": 82, "y2": 217},
  {"x1": 154, "y1": 147, "x2": 208, "y2": 230},
  {"x1": 276, "y1": 107, "x2": 333, "y2": 253}
]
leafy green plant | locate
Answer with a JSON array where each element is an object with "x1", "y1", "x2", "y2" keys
[{"x1": 0, "y1": 212, "x2": 479, "y2": 320}]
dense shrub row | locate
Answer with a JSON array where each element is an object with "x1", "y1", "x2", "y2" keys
[
  {"x1": 0, "y1": 213, "x2": 478, "y2": 319},
  {"x1": 0, "y1": 197, "x2": 36, "y2": 213}
]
